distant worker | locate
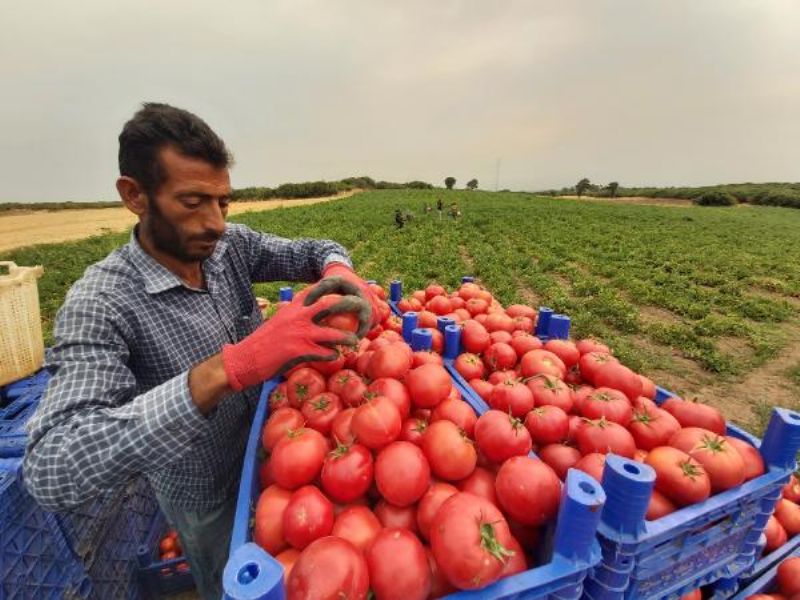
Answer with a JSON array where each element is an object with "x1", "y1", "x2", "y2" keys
[
  {"x1": 437, "y1": 198, "x2": 443, "y2": 219},
  {"x1": 395, "y1": 209, "x2": 404, "y2": 229},
  {"x1": 450, "y1": 202, "x2": 461, "y2": 219},
  {"x1": 424, "y1": 203, "x2": 432, "y2": 215}
]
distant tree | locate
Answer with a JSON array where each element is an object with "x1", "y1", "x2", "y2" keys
[
  {"x1": 466, "y1": 179, "x2": 478, "y2": 190},
  {"x1": 445, "y1": 177, "x2": 456, "y2": 190},
  {"x1": 576, "y1": 178, "x2": 591, "y2": 197},
  {"x1": 607, "y1": 182, "x2": 619, "y2": 197}
]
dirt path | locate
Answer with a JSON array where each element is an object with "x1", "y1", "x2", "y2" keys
[{"x1": 0, "y1": 190, "x2": 358, "y2": 254}]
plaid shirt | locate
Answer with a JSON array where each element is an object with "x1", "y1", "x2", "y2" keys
[{"x1": 23, "y1": 223, "x2": 350, "y2": 510}]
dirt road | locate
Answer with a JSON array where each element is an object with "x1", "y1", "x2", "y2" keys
[{"x1": 0, "y1": 191, "x2": 357, "y2": 254}]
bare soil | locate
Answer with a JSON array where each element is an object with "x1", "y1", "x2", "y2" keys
[{"x1": 0, "y1": 191, "x2": 358, "y2": 254}]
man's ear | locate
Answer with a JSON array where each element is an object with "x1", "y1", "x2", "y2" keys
[{"x1": 116, "y1": 176, "x2": 148, "y2": 216}]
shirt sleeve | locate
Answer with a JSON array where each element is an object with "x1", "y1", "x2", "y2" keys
[
  {"x1": 227, "y1": 223, "x2": 352, "y2": 283},
  {"x1": 22, "y1": 291, "x2": 210, "y2": 511}
]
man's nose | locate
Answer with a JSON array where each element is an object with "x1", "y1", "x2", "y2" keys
[{"x1": 204, "y1": 199, "x2": 227, "y2": 235}]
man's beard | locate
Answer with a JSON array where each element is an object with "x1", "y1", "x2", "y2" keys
[{"x1": 144, "y1": 197, "x2": 221, "y2": 262}]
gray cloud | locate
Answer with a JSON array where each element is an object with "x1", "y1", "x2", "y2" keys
[{"x1": 1, "y1": 0, "x2": 798, "y2": 201}]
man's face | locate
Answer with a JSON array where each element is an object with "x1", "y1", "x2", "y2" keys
[{"x1": 142, "y1": 146, "x2": 231, "y2": 263}]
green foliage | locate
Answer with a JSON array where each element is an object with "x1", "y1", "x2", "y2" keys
[
  {"x1": 231, "y1": 187, "x2": 274, "y2": 200},
  {"x1": 444, "y1": 177, "x2": 456, "y2": 190},
  {"x1": 466, "y1": 179, "x2": 478, "y2": 190},
  {"x1": 695, "y1": 191, "x2": 737, "y2": 206},
  {"x1": 0, "y1": 201, "x2": 121, "y2": 212}
]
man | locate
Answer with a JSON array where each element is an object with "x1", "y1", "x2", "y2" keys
[
  {"x1": 22, "y1": 103, "x2": 379, "y2": 599},
  {"x1": 394, "y1": 208, "x2": 404, "y2": 228}
]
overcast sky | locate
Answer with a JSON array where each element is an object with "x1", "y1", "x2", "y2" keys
[{"x1": 1, "y1": 0, "x2": 798, "y2": 201}]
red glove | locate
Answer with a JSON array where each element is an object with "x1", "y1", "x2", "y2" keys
[
  {"x1": 221, "y1": 292, "x2": 370, "y2": 391},
  {"x1": 322, "y1": 262, "x2": 382, "y2": 328}
]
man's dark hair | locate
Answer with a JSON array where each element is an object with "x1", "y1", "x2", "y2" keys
[{"x1": 118, "y1": 103, "x2": 232, "y2": 195}]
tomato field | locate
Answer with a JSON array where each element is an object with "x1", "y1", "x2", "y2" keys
[{"x1": 4, "y1": 189, "x2": 800, "y2": 432}]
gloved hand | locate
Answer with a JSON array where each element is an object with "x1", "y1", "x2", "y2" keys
[
  {"x1": 321, "y1": 262, "x2": 383, "y2": 328},
  {"x1": 221, "y1": 290, "x2": 371, "y2": 391}
]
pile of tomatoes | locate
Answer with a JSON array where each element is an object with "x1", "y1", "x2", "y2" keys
[
  {"x1": 745, "y1": 555, "x2": 800, "y2": 599},
  {"x1": 254, "y1": 286, "x2": 573, "y2": 599},
  {"x1": 398, "y1": 281, "x2": 766, "y2": 521},
  {"x1": 156, "y1": 529, "x2": 189, "y2": 574},
  {"x1": 763, "y1": 475, "x2": 800, "y2": 554}
]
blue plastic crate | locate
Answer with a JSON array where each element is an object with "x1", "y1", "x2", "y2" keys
[
  {"x1": 76, "y1": 477, "x2": 161, "y2": 600},
  {"x1": 0, "y1": 457, "x2": 93, "y2": 600},
  {"x1": 223, "y1": 374, "x2": 607, "y2": 600},
  {"x1": 740, "y1": 533, "x2": 800, "y2": 589},
  {"x1": 0, "y1": 369, "x2": 50, "y2": 404},
  {"x1": 730, "y1": 533, "x2": 800, "y2": 598},
  {"x1": 0, "y1": 396, "x2": 39, "y2": 458},
  {"x1": 136, "y1": 509, "x2": 195, "y2": 599}
]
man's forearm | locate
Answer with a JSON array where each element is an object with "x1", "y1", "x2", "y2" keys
[{"x1": 189, "y1": 353, "x2": 234, "y2": 415}]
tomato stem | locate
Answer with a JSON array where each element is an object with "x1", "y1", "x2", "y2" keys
[{"x1": 479, "y1": 522, "x2": 514, "y2": 564}]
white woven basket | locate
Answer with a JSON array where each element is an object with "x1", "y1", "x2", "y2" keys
[{"x1": 0, "y1": 261, "x2": 45, "y2": 386}]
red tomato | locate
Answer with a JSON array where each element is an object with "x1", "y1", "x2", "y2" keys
[
  {"x1": 254, "y1": 486, "x2": 292, "y2": 554},
  {"x1": 431, "y1": 397, "x2": 478, "y2": 437},
  {"x1": 332, "y1": 506, "x2": 382, "y2": 553},
  {"x1": 783, "y1": 474, "x2": 800, "y2": 502},
  {"x1": 628, "y1": 406, "x2": 681, "y2": 451},
  {"x1": 526, "y1": 374, "x2": 573, "y2": 412},
  {"x1": 374, "y1": 500, "x2": 418, "y2": 534},
  {"x1": 351, "y1": 396, "x2": 401, "y2": 449},
  {"x1": 495, "y1": 457, "x2": 561, "y2": 526},
  {"x1": 321, "y1": 443, "x2": 374, "y2": 503},
  {"x1": 505, "y1": 304, "x2": 536, "y2": 319},
  {"x1": 330, "y1": 408, "x2": 356, "y2": 444},
  {"x1": 484, "y1": 312, "x2": 514, "y2": 333},
  {"x1": 339, "y1": 376, "x2": 369, "y2": 408},
  {"x1": 456, "y1": 467, "x2": 499, "y2": 506},
  {"x1": 417, "y1": 482, "x2": 459, "y2": 541},
  {"x1": 645, "y1": 446, "x2": 711, "y2": 507},
  {"x1": 500, "y1": 535, "x2": 528, "y2": 577},
  {"x1": 425, "y1": 284, "x2": 446, "y2": 300},
  {"x1": 301, "y1": 392, "x2": 342, "y2": 436},
  {"x1": 286, "y1": 536, "x2": 369, "y2": 600},
  {"x1": 469, "y1": 378, "x2": 494, "y2": 402},
  {"x1": 566, "y1": 414, "x2": 583, "y2": 444},
  {"x1": 427, "y1": 295, "x2": 452, "y2": 316},
  {"x1": 580, "y1": 387, "x2": 632, "y2": 425},
  {"x1": 544, "y1": 339, "x2": 580, "y2": 368},
  {"x1": 431, "y1": 493, "x2": 514, "y2": 590},
  {"x1": 575, "y1": 418, "x2": 636, "y2": 458},
  {"x1": 287, "y1": 368, "x2": 327, "y2": 407},
  {"x1": 669, "y1": 427, "x2": 745, "y2": 492},
  {"x1": 576, "y1": 338, "x2": 611, "y2": 355},
  {"x1": 412, "y1": 350, "x2": 443, "y2": 367},
  {"x1": 578, "y1": 351, "x2": 618, "y2": 385},
  {"x1": 368, "y1": 342, "x2": 413, "y2": 381},
  {"x1": 425, "y1": 547, "x2": 457, "y2": 598},
  {"x1": 262, "y1": 407, "x2": 305, "y2": 450},
  {"x1": 774, "y1": 498, "x2": 800, "y2": 536},
  {"x1": 764, "y1": 515, "x2": 788, "y2": 553},
  {"x1": 571, "y1": 384, "x2": 595, "y2": 413},
  {"x1": 511, "y1": 316, "x2": 534, "y2": 333},
  {"x1": 474, "y1": 410, "x2": 532, "y2": 464},
  {"x1": 638, "y1": 375, "x2": 657, "y2": 399},
  {"x1": 269, "y1": 383, "x2": 290, "y2": 410},
  {"x1": 454, "y1": 353, "x2": 486, "y2": 380},
  {"x1": 575, "y1": 453, "x2": 607, "y2": 482},
  {"x1": 421, "y1": 420, "x2": 477, "y2": 481},
  {"x1": 593, "y1": 362, "x2": 643, "y2": 401},
  {"x1": 724, "y1": 437, "x2": 766, "y2": 482},
  {"x1": 539, "y1": 443, "x2": 582, "y2": 481},
  {"x1": 375, "y1": 441, "x2": 431, "y2": 507},
  {"x1": 271, "y1": 428, "x2": 328, "y2": 489},
  {"x1": 510, "y1": 333, "x2": 543, "y2": 356},
  {"x1": 488, "y1": 370, "x2": 518, "y2": 385},
  {"x1": 465, "y1": 298, "x2": 490, "y2": 317},
  {"x1": 327, "y1": 369, "x2": 360, "y2": 395},
  {"x1": 406, "y1": 363, "x2": 453, "y2": 409},
  {"x1": 306, "y1": 348, "x2": 346, "y2": 377},
  {"x1": 368, "y1": 378, "x2": 411, "y2": 420},
  {"x1": 490, "y1": 380, "x2": 534, "y2": 417},
  {"x1": 489, "y1": 330, "x2": 513, "y2": 345},
  {"x1": 461, "y1": 321, "x2": 491, "y2": 353},
  {"x1": 661, "y1": 397, "x2": 726, "y2": 434},
  {"x1": 367, "y1": 528, "x2": 431, "y2": 600},
  {"x1": 399, "y1": 415, "x2": 429, "y2": 445},
  {"x1": 259, "y1": 458, "x2": 275, "y2": 490},
  {"x1": 483, "y1": 343, "x2": 517, "y2": 372},
  {"x1": 678, "y1": 590, "x2": 702, "y2": 600},
  {"x1": 321, "y1": 311, "x2": 361, "y2": 334},
  {"x1": 520, "y1": 349, "x2": 567, "y2": 379},
  {"x1": 283, "y1": 486, "x2": 334, "y2": 550},
  {"x1": 778, "y1": 556, "x2": 800, "y2": 594},
  {"x1": 275, "y1": 548, "x2": 300, "y2": 582},
  {"x1": 646, "y1": 489, "x2": 677, "y2": 520},
  {"x1": 524, "y1": 405, "x2": 569, "y2": 445}
]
